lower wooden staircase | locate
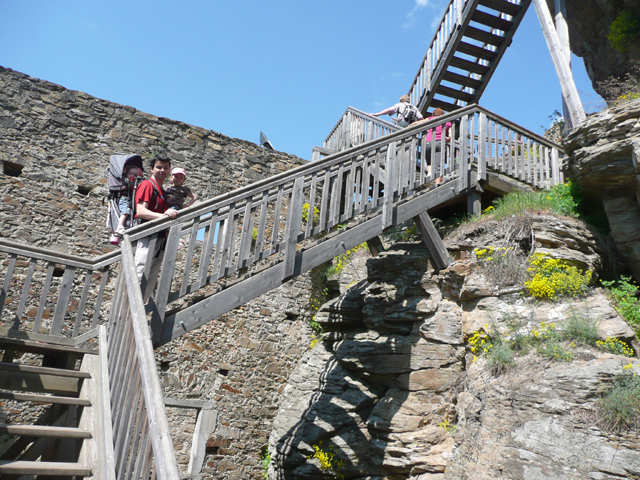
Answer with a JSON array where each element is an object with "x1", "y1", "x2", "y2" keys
[{"x1": 0, "y1": 337, "x2": 99, "y2": 478}]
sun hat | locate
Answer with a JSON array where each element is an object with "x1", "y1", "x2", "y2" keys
[{"x1": 171, "y1": 167, "x2": 186, "y2": 176}]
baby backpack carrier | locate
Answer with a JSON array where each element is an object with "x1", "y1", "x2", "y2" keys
[{"x1": 106, "y1": 153, "x2": 144, "y2": 234}]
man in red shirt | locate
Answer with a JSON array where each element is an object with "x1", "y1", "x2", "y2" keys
[{"x1": 134, "y1": 157, "x2": 178, "y2": 299}]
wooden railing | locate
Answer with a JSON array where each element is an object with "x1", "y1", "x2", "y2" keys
[
  {"x1": 408, "y1": 0, "x2": 470, "y2": 108},
  {"x1": 126, "y1": 104, "x2": 562, "y2": 344},
  {"x1": 0, "y1": 239, "x2": 119, "y2": 341},
  {"x1": 105, "y1": 236, "x2": 179, "y2": 480},
  {"x1": 317, "y1": 107, "x2": 399, "y2": 159}
]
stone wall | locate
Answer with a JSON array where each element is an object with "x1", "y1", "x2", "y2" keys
[
  {"x1": 0, "y1": 67, "x2": 315, "y2": 478},
  {"x1": 0, "y1": 66, "x2": 306, "y2": 255}
]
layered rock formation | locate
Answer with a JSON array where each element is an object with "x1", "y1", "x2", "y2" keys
[
  {"x1": 268, "y1": 214, "x2": 639, "y2": 479},
  {"x1": 549, "y1": 0, "x2": 640, "y2": 99},
  {"x1": 565, "y1": 99, "x2": 640, "y2": 279}
]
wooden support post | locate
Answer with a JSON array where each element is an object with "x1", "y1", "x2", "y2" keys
[
  {"x1": 478, "y1": 112, "x2": 487, "y2": 180},
  {"x1": 187, "y1": 409, "x2": 218, "y2": 475},
  {"x1": 532, "y1": 0, "x2": 585, "y2": 127},
  {"x1": 366, "y1": 236, "x2": 384, "y2": 256},
  {"x1": 555, "y1": 0, "x2": 573, "y2": 131},
  {"x1": 381, "y1": 145, "x2": 396, "y2": 229},
  {"x1": 283, "y1": 178, "x2": 304, "y2": 280},
  {"x1": 467, "y1": 190, "x2": 482, "y2": 217},
  {"x1": 414, "y1": 211, "x2": 450, "y2": 270}
]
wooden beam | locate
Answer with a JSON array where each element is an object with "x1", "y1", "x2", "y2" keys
[
  {"x1": 532, "y1": 0, "x2": 585, "y2": 127},
  {"x1": 414, "y1": 211, "x2": 450, "y2": 270},
  {"x1": 366, "y1": 237, "x2": 385, "y2": 256}
]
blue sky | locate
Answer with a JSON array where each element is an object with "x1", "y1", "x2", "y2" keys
[{"x1": 2, "y1": 0, "x2": 604, "y2": 160}]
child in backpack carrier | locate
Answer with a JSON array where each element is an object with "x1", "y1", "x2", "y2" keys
[
  {"x1": 109, "y1": 164, "x2": 144, "y2": 246},
  {"x1": 165, "y1": 167, "x2": 196, "y2": 210}
]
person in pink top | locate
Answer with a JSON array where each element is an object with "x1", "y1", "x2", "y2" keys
[{"x1": 421, "y1": 108, "x2": 451, "y2": 184}]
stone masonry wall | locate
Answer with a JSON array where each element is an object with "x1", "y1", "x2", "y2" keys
[{"x1": 0, "y1": 66, "x2": 315, "y2": 478}]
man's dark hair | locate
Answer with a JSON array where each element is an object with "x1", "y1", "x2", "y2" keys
[{"x1": 150, "y1": 156, "x2": 171, "y2": 169}]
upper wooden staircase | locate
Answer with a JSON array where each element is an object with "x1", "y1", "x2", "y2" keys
[{"x1": 314, "y1": 0, "x2": 531, "y2": 159}]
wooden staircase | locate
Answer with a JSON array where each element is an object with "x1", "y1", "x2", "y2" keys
[
  {"x1": 318, "y1": 0, "x2": 531, "y2": 157},
  {"x1": 0, "y1": 337, "x2": 98, "y2": 477},
  {"x1": 409, "y1": 0, "x2": 531, "y2": 114}
]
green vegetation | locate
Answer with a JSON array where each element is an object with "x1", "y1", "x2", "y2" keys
[
  {"x1": 608, "y1": 10, "x2": 640, "y2": 53},
  {"x1": 261, "y1": 446, "x2": 271, "y2": 479},
  {"x1": 302, "y1": 202, "x2": 320, "y2": 226},
  {"x1": 438, "y1": 418, "x2": 457, "y2": 434},
  {"x1": 467, "y1": 315, "x2": 631, "y2": 375},
  {"x1": 524, "y1": 252, "x2": 592, "y2": 300},
  {"x1": 325, "y1": 242, "x2": 366, "y2": 277},
  {"x1": 602, "y1": 276, "x2": 640, "y2": 338},
  {"x1": 481, "y1": 182, "x2": 579, "y2": 220},
  {"x1": 596, "y1": 367, "x2": 640, "y2": 432}
]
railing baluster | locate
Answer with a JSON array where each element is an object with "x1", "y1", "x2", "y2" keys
[
  {"x1": 270, "y1": 186, "x2": 284, "y2": 255},
  {"x1": 478, "y1": 112, "x2": 487, "y2": 180},
  {"x1": 15, "y1": 259, "x2": 36, "y2": 328},
  {"x1": 196, "y1": 212, "x2": 219, "y2": 289},
  {"x1": 91, "y1": 270, "x2": 109, "y2": 328},
  {"x1": 0, "y1": 254, "x2": 17, "y2": 320},
  {"x1": 33, "y1": 263, "x2": 54, "y2": 334},
  {"x1": 73, "y1": 271, "x2": 92, "y2": 336},
  {"x1": 318, "y1": 170, "x2": 331, "y2": 234},
  {"x1": 253, "y1": 195, "x2": 269, "y2": 261}
]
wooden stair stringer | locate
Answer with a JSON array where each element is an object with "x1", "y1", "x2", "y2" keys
[{"x1": 155, "y1": 180, "x2": 464, "y2": 347}]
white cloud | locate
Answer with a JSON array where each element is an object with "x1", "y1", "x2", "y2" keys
[{"x1": 402, "y1": 0, "x2": 432, "y2": 30}]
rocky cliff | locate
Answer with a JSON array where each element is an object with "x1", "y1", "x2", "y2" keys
[
  {"x1": 267, "y1": 213, "x2": 639, "y2": 479},
  {"x1": 550, "y1": 0, "x2": 640, "y2": 100}
]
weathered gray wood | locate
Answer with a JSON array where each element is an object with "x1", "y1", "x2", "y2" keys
[
  {"x1": 551, "y1": 148, "x2": 560, "y2": 185},
  {"x1": 0, "y1": 254, "x2": 17, "y2": 319},
  {"x1": 270, "y1": 186, "x2": 284, "y2": 254},
  {"x1": 73, "y1": 272, "x2": 92, "y2": 336},
  {"x1": 382, "y1": 145, "x2": 396, "y2": 228},
  {"x1": 0, "y1": 361, "x2": 90, "y2": 378},
  {"x1": 366, "y1": 236, "x2": 385, "y2": 256},
  {"x1": 372, "y1": 151, "x2": 381, "y2": 209},
  {"x1": 0, "y1": 333, "x2": 96, "y2": 354},
  {"x1": 532, "y1": 0, "x2": 585, "y2": 127},
  {"x1": 467, "y1": 190, "x2": 482, "y2": 217},
  {"x1": 283, "y1": 178, "x2": 304, "y2": 280},
  {"x1": 91, "y1": 269, "x2": 109, "y2": 328},
  {"x1": 329, "y1": 165, "x2": 344, "y2": 228},
  {"x1": 415, "y1": 211, "x2": 450, "y2": 270},
  {"x1": 218, "y1": 211, "x2": 236, "y2": 279},
  {"x1": 237, "y1": 202, "x2": 253, "y2": 272},
  {"x1": 164, "y1": 397, "x2": 216, "y2": 410},
  {"x1": 0, "y1": 390, "x2": 91, "y2": 406},
  {"x1": 119, "y1": 237, "x2": 180, "y2": 480},
  {"x1": 253, "y1": 195, "x2": 269, "y2": 262},
  {"x1": 196, "y1": 213, "x2": 218, "y2": 289},
  {"x1": 187, "y1": 409, "x2": 218, "y2": 475},
  {"x1": 0, "y1": 424, "x2": 92, "y2": 438},
  {"x1": 457, "y1": 116, "x2": 468, "y2": 192},
  {"x1": 14, "y1": 259, "x2": 36, "y2": 328},
  {"x1": 318, "y1": 171, "x2": 331, "y2": 233},
  {"x1": 305, "y1": 175, "x2": 318, "y2": 238},
  {"x1": 51, "y1": 267, "x2": 76, "y2": 335},
  {"x1": 97, "y1": 325, "x2": 117, "y2": 480},
  {"x1": 478, "y1": 112, "x2": 487, "y2": 179},
  {"x1": 0, "y1": 461, "x2": 92, "y2": 476},
  {"x1": 0, "y1": 370, "x2": 81, "y2": 395},
  {"x1": 180, "y1": 221, "x2": 201, "y2": 294},
  {"x1": 149, "y1": 224, "x2": 181, "y2": 333},
  {"x1": 342, "y1": 161, "x2": 355, "y2": 222}
]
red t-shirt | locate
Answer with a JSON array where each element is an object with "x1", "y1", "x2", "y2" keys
[{"x1": 135, "y1": 178, "x2": 168, "y2": 218}]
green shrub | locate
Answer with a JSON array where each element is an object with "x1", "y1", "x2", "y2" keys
[
  {"x1": 483, "y1": 182, "x2": 580, "y2": 220},
  {"x1": 602, "y1": 276, "x2": 640, "y2": 336},
  {"x1": 524, "y1": 253, "x2": 592, "y2": 300},
  {"x1": 488, "y1": 343, "x2": 515, "y2": 374},
  {"x1": 608, "y1": 10, "x2": 640, "y2": 53},
  {"x1": 537, "y1": 341, "x2": 573, "y2": 361},
  {"x1": 261, "y1": 447, "x2": 271, "y2": 479},
  {"x1": 597, "y1": 370, "x2": 640, "y2": 432},
  {"x1": 563, "y1": 314, "x2": 599, "y2": 346}
]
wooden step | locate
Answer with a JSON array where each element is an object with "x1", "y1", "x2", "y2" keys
[
  {"x1": 477, "y1": 0, "x2": 521, "y2": 16},
  {"x1": 0, "y1": 423, "x2": 92, "y2": 439},
  {"x1": 0, "y1": 390, "x2": 91, "y2": 406},
  {"x1": 435, "y1": 84, "x2": 476, "y2": 103},
  {"x1": 456, "y1": 41, "x2": 496, "y2": 61},
  {"x1": 430, "y1": 98, "x2": 462, "y2": 113},
  {"x1": 0, "y1": 336, "x2": 97, "y2": 356},
  {"x1": 450, "y1": 56, "x2": 489, "y2": 75},
  {"x1": 443, "y1": 71, "x2": 483, "y2": 89},
  {"x1": 0, "y1": 362, "x2": 88, "y2": 396},
  {"x1": 0, "y1": 460, "x2": 91, "y2": 476},
  {"x1": 463, "y1": 25, "x2": 504, "y2": 45},
  {"x1": 471, "y1": 9, "x2": 513, "y2": 31},
  {"x1": 0, "y1": 362, "x2": 91, "y2": 378}
]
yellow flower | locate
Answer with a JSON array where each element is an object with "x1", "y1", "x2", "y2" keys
[{"x1": 623, "y1": 363, "x2": 634, "y2": 370}]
